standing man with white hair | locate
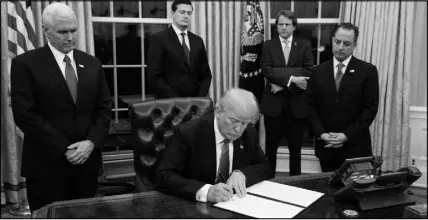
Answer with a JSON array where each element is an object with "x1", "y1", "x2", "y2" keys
[
  {"x1": 10, "y1": 2, "x2": 112, "y2": 211},
  {"x1": 156, "y1": 88, "x2": 273, "y2": 203}
]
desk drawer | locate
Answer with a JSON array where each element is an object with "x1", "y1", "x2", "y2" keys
[{"x1": 103, "y1": 158, "x2": 135, "y2": 180}]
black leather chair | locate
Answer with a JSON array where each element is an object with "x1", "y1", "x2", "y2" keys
[{"x1": 129, "y1": 97, "x2": 214, "y2": 192}]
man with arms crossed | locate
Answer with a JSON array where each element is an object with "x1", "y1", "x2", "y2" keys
[
  {"x1": 11, "y1": 3, "x2": 112, "y2": 211},
  {"x1": 307, "y1": 23, "x2": 379, "y2": 172},
  {"x1": 156, "y1": 88, "x2": 273, "y2": 202},
  {"x1": 260, "y1": 10, "x2": 314, "y2": 176}
]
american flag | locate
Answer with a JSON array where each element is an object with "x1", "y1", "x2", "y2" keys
[
  {"x1": 7, "y1": 0, "x2": 36, "y2": 57},
  {"x1": 2, "y1": 0, "x2": 36, "y2": 206}
]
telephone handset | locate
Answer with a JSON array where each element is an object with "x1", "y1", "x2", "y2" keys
[{"x1": 332, "y1": 165, "x2": 422, "y2": 211}]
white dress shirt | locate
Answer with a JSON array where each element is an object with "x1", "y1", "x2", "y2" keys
[
  {"x1": 195, "y1": 116, "x2": 234, "y2": 202},
  {"x1": 333, "y1": 55, "x2": 352, "y2": 78},
  {"x1": 47, "y1": 41, "x2": 78, "y2": 81},
  {"x1": 171, "y1": 23, "x2": 191, "y2": 51},
  {"x1": 279, "y1": 35, "x2": 294, "y2": 87}
]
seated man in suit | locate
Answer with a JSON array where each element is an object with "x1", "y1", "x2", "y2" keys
[{"x1": 156, "y1": 88, "x2": 274, "y2": 203}]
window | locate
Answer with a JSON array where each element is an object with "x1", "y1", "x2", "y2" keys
[
  {"x1": 92, "y1": 1, "x2": 170, "y2": 123},
  {"x1": 269, "y1": 1, "x2": 340, "y2": 148}
]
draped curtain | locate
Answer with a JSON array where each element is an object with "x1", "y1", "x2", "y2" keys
[
  {"x1": 340, "y1": 1, "x2": 424, "y2": 171},
  {"x1": 1, "y1": 0, "x2": 93, "y2": 213},
  {"x1": 189, "y1": 1, "x2": 244, "y2": 103}
]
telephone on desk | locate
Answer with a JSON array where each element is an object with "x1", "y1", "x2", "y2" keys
[{"x1": 328, "y1": 156, "x2": 422, "y2": 211}]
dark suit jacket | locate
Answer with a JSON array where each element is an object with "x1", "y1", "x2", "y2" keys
[
  {"x1": 147, "y1": 27, "x2": 212, "y2": 98},
  {"x1": 307, "y1": 56, "x2": 379, "y2": 159},
  {"x1": 156, "y1": 115, "x2": 274, "y2": 201},
  {"x1": 260, "y1": 36, "x2": 314, "y2": 118},
  {"x1": 11, "y1": 45, "x2": 112, "y2": 179}
]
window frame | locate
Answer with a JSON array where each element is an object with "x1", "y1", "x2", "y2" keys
[{"x1": 92, "y1": 1, "x2": 172, "y2": 123}]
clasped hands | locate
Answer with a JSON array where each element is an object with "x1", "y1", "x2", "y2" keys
[
  {"x1": 64, "y1": 140, "x2": 94, "y2": 165},
  {"x1": 270, "y1": 76, "x2": 309, "y2": 94},
  {"x1": 321, "y1": 132, "x2": 348, "y2": 148},
  {"x1": 207, "y1": 171, "x2": 246, "y2": 203}
]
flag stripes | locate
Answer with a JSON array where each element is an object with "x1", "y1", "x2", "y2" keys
[{"x1": 7, "y1": 0, "x2": 36, "y2": 56}]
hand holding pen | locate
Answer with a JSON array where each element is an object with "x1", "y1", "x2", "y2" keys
[{"x1": 207, "y1": 173, "x2": 233, "y2": 203}]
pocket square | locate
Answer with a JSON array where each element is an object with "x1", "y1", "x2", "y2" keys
[{"x1": 79, "y1": 64, "x2": 84, "y2": 68}]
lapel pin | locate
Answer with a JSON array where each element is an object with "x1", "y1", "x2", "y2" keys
[
  {"x1": 79, "y1": 64, "x2": 84, "y2": 68},
  {"x1": 240, "y1": 145, "x2": 244, "y2": 149},
  {"x1": 350, "y1": 69, "x2": 355, "y2": 74}
]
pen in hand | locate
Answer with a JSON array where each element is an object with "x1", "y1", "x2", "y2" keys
[{"x1": 219, "y1": 173, "x2": 235, "y2": 198}]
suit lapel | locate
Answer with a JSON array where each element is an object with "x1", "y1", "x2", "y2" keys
[
  {"x1": 287, "y1": 39, "x2": 299, "y2": 67},
  {"x1": 232, "y1": 138, "x2": 243, "y2": 170},
  {"x1": 203, "y1": 116, "x2": 218, "y2": 182},
  {"x1": 43, "y1": 45, "x2": 75, "y2": 105},
  {"x1": 323, "y1": 59, "x2": 338, "y2": 95},
  {"x1": 272, "y1": 37, "x2": 286, "y2": 66},
  {"x1": 168, "y1": 27, "x2": 190, "y2": 70},
  {"x1": 74, "y1": 52, "x2": 86, "y2": 106},
  {"x1": 338, "y1": 56, "x2": 357, "y2": 94}
]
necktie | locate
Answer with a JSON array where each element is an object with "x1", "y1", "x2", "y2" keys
[
  {"x1": 64, "y1": 55, "x2": 78, "y2": 103},
  {"x1": 283, "y1": 40, "x2": 290, "y2": 65},
  {"x1": 181, "y1": 32, "x2": 190, "y2": 65},
  {"x1": 217, "y1": 139, "x2": 230, "y2": 183},
  {"x1": 335, "y1": 62, "x2": 345, "y2": 91}
]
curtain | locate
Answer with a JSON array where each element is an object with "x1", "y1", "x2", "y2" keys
[
  {"x1": 1, "y1": 0, "x2": 94, "y2": 214},
  {"x1": 340, "y1": 2, "x2": 420, "y2": 171},
  {"x1": 189, "y1": 1, "x2": 245, "y2": 103}
]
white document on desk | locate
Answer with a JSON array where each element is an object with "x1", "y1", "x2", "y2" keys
[
  {"x1": 214, "y1": 194, "x2": 304, "y2": 218},
  {"x1": 247, "y1": 180, "x2": 324, "y2": 207},
  {"x1": 213, "y1": 180, "x2": 324, "y2": 218}
]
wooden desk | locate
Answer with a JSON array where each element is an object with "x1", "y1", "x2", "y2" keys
[{"x1": 33, "y1": 172, "x2": 411, "y2": 218}]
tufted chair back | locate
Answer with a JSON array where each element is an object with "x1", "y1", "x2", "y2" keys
[{"x1": 129, "y1": 97, "x2": 214, "y2": 191}]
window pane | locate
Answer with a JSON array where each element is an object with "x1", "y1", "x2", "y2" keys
[
  {"x1": 270, "y1": 2, "x2": 291, "y2": 19},
  {"x1": 94, "y1": 23, "x2": 113, "y2": 65},
  {"x1": 294, "y1": 24, "x2": 318, "y2": 64},
  {"x1": 321, "y1": 2, "x2": 340, "y2": 18},
  {"x1": 103, "y1": 68, "x2": 114, "y2": 96},
  {"x1": 294, "y1": 1, "x2": 318, "y2": 18},
  {"x1": 117, "y1": 68, "x2": 143, "y2": 96},
  {"x1": 92, "y1": 1, "x2": 110, "y2": 17},
  {"x1": 113, "y1": 1, "x2": 139, "y2": 17},
  {"x1": 142, "y1": 1, "x2": 167, "y2": 18},
  {"x1": 116, "y1": 23, "x2": 142, "y2": 65},
  {"x1": 319, "y1": 24, "x2": 337, "y2": 63}
]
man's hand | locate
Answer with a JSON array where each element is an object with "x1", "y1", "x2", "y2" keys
[
  {"x1": 329, "y1": 132, "x2": 348, "y2": 143},
  {"x1": 207, "y1": 183, "x2": 233, "y2": 203},
  {"x1": 227, "y1": 171, "x2": 247, "y2": 198},
  {"x1": 320, "y1": 133, "x2": 343, "y2": 148},
  {"x1": 291, "y1": 76, "x2": 310, "y2": 90},
  {"x1": 65, "y1": 140, "x2": 94, "y2": 165},
  {"x1": 241, "y1": 53, "x2": 257, "y2": 62},
  {"x1": 270, "y1": 83, "x2": 284, "y2": 94}
]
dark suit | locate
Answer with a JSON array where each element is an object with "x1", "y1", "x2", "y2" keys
[
  {"x1": 11, "y1": 45, "x2": 112, "y2": 211},
  {"x1": 307, "y1": 56, "x2": 379, "y2": 171},
  {"x1": 147, "y1": 27, "x2": 212, "y2": 98},
  {"x1": 260, "y1": 36, "x2": 314, "y2": 175},
  {"x1": 156, "y1": 115, "x2": 274, "y2": 201}
]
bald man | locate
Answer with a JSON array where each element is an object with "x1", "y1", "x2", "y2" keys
[
  {"x1": 156, "y1": 88, "x2": 273, "y2": 203},
  {"x1": 11, "y1": 3, "x2": 112, "y2": 211}
]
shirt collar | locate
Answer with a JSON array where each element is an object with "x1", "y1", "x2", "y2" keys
[
  {"x1": 333, "y1": 55, "x2": 352, "y2": 68},
  {"x1": 172, "y1": 23, "x2": 188, "y2": 37},
  {"x1": 214, "y1": 116, "x2": 227, "y2": 144},
  {"x1": 279, "y1": 34, "x2": 293, "y2": 45},
  {"x1": 48, "y1": 41, "x2": 74, "y2": 64}
]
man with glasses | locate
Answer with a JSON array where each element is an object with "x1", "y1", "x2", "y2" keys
[
  {"x1": 307, "y1": 23, "x2": 379, "y2": 172},
  {"x1": 156, "y1": 88, "x2": 273, "y2": 203},
  {"x1": 147, "y1": 0, "x2": 212, "y2": 98}
]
